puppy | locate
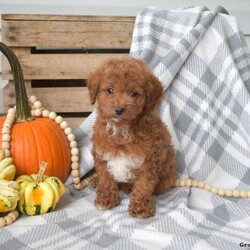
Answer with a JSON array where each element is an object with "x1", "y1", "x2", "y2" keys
[{"x1": 87, "y1": 57, "x2": 177, "y2": 218}]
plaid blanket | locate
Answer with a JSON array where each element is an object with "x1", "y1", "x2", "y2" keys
[{"x1": 2, "y1": 6, "x2": 250, "y2": 250}]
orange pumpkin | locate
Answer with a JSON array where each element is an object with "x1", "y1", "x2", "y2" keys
[
  {"x1": 0, "y1": 42, "x2": 71, "y2": 182},
  {"x1": 0, "y1": 117, "x2": 71, "y2": 181}
]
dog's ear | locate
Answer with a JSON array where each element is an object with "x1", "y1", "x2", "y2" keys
[
  {"x1": 145, "y1": 74, "x2": 163, "y2": 112},
  {"x1": 135, "y1": 59, "x2": 163, "y2": 112},
  {"x1": 87, "y1": 69, "x2": 102, "y2": 105}
]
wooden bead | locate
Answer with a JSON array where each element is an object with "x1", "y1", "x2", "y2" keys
[
  {"x1": 70, "y1": 141, "x2": 78, "y2": 148},
  {"x1": 80, "y1": 173, "x2": 97, "y2": 189},
  {"x1": 185, "y1": 179, "x2": 192, "y2": 187},
  {"x1": 30, "y1": 110, "x2": 36, "y2": 116},
  {"x1": 71, "y1": 155, "x2": 79, "y2": 163},
  {"x1": 7, "y1": 108, "x2": 16, "y2": 115},
  {"x1": 12, "y1": 209, "x2": 19, "y2": 217},
  {"x1": 197, "y1": 181, "x2": 205, "y2": 189},
  {"x1": 191, "y1": 180, "x2": 198, "y2": 187},
  {"x1": 42, "y1": 110, "x2": 50, "y2": 117},
  {"x1": 60, "y1": 121, "x2": 68, "y2": 129},
  {"x1": 2, "y1": 142, "x2": 10, "y2": 150},
  {"x1": 2, "y1": 127, "x2": 10, "y2": 134},
  {"x1": 2, "y1": 134, "x2": 11, "y2": 142},
  {"x1": 7, "y1": 113, "x2": 15, "y2": 119},
  {"x1": 73, "y1": 177, "x2": 80, "y2": 184},
  {"x1": 71, "y1": 148, "x2": 79, "y2": 155},
  {"x1": 34, "y1": 109, "x2": 42, "y2": 117},
  {"x1": 49, "y1": 112, "x2": 57, "y2": 120},
  {"x1": 7, "y1": 214, "x2": 17, "y2": 222},
  {"x1": 8, "y1": 211, "x2": 17, "y2": 220},
  {"x1": 29, "y1": 95, "x2": 37, "y2": 104},
  {"x1": 4, "y1": 150, "x2": 11, "y2": 157},
  {"x1": 7, "y1": 209, "x2": 18, "y2": 220},
  {"x1": 204, "y1": 184, "x2": 212, "y2": 191},
  {"x1": 34, "y1": 101, "x2": 42, "y2": 109},
  {"x1": 64, "y1": 127, "x2": 72, "y2": 135},
  {"x1": 175, "y1": 179, "x2": 180, "y2": 187},
  {"x1": 0, "y1": 218, "x2": 6, "y2": 227},
  {"x1": 55, "y1": 116, "x2": 63, "y2": 124},
  {"x1": 240, "y1": 191, "x2": 248, "y2": 198},
  {"x1": 218, "y1": 189, "x2": 225, "y2": 196},
  {"x1": 233, "y1": 190, "x2": 240, "y2": 198},
  {"x1": 179, "y1": 180, "x2": 185, "y2": 187},
  {"x1": 211, "y1": 187, "x2": 218, "y2": 194},
  {"x1": 71, "y1": 169, "x2": 79, "y2": 177},
  {"x1": 5, "y1": 215, "x2": 14, "y2": 225},
  {"x1": 225, "y1": 189, "x2": 233, "y2": 197},
  {"x1": 67, "y1": 134, "x2": 76, "y2": 141},
  {"x1": 3, "y1": 120, "x2": 13, "y2": 128},
  {"x1": 82, "y1": 175, "x2": 96, "y2": 187},
  {"x1": 74, "y1": 182, "x2": 83, "y2": 190},
  {"x1": 71, "y1": 162, "x2": 79, "y2": 170},
  {"x1": 8, "y1": 117, "x2": 14, "y2": 123}
]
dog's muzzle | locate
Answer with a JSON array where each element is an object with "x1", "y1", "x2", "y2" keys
[{"x1": 115, "y1": 107, "x2": 125, "y2": 116}]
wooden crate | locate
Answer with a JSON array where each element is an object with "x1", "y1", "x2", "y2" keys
[{"x1": 1, "y1": 14, "x2": 135, "y2": 129}]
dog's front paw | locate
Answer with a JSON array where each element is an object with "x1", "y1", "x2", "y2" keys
[
  {"x1": 94, "y1": 192, "x2": 120, "y2": 210},
  {"x1": 128, "y1": 196, "x2": 155, "y2": 218}
]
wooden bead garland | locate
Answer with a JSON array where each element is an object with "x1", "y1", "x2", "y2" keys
[
  {"x1": 0, "y1": 209, "x2": 19, "y2": 227},
  {"x1": 77, "y1": 171, "x2": 250, "y2": 199},
  {"x1": 172, "y1": 179, "x2": 250, "y2": 198},
  {"x1": 0, "y1": 105, "x2": 19, "y2": 226}
]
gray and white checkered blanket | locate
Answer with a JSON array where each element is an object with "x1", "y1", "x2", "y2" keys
[{"x1": 2, "y1": 6, "x2": 250, "y2": 250}]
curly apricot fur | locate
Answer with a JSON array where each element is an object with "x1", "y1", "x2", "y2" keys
[{"x1": 87, "y1": 57, "x2": 177, "y2": 218}]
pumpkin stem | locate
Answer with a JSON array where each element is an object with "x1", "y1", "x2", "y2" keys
[
  {"x1": 0, "y1": 42, "x2": 32, "y2": 122},
  {"x1": 36, "y1": 161, "x2": 47, "y2": 184}
]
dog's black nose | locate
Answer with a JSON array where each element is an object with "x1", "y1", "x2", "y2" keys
[{"x1": 115, "y1": 108, "x2": 125, "y2": 116}]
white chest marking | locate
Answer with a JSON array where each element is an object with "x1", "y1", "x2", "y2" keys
[{"x1": 104, "y1": 154, "x2": 142, "y2": 183}]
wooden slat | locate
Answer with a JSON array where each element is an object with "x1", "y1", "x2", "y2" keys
[
  {"x1": 2, "y1": 18, "x2": 134, "y2": 47},
  {"x1": 63, "y1": 117, "x2": 86, "y2": 130},
  {"x1": 2, "y1": 52, "x2": 130, "y2": 80},
  {"x1": 3, "y1": 80, "x2": 96, "y2": 113},
  {"x1": 2, "y1": 14, "x2": 135, "y2": 22},
  {"x1": 29, "y1": 87, "x2": 95, "y2": 113},
  {"x1": 3, "y1": 80, "x2": 89, "y2": 130},
  {"x1": 2, "y1": 80, "x2": 21, "y2": 112}
]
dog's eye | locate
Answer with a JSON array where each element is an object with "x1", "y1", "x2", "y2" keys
[
  {"x1": 106, "y1": 88, "x2": 114, "y2": 94},
  {"x1": 130, "y1": 91, "x2": 139, "y2": 98}
]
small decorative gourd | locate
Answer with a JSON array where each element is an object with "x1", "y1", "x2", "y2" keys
[
  {"x1": 16, "y1": 161, "x2": 65, "y2": 216},
  {"x1": 0, "y1": 149, "x2": 19, "y2": 227},
  {"x1": 0, "y1": 179, "x2": 19, "y2": 213},
  {"x1": 0, "y1": 149, "x2": 16, "y2": 181}
]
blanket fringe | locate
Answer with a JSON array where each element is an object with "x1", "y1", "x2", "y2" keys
[{"x1": 75, "y1": 172, "x2": 250, "y2": 198}]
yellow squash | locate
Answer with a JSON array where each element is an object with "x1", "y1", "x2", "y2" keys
[
  {"x1": 0, "y1": 149, "x2": 16, "y2": 181},
  {"x1": 0, "y1": 149, "x2": 19, "y2": 213},
  {"x1": 0, "y1": 179, "x2": 19, "y2": 213},
  {"x1": 16, "y1": 161, "x2": 65, "y2": 216}
]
